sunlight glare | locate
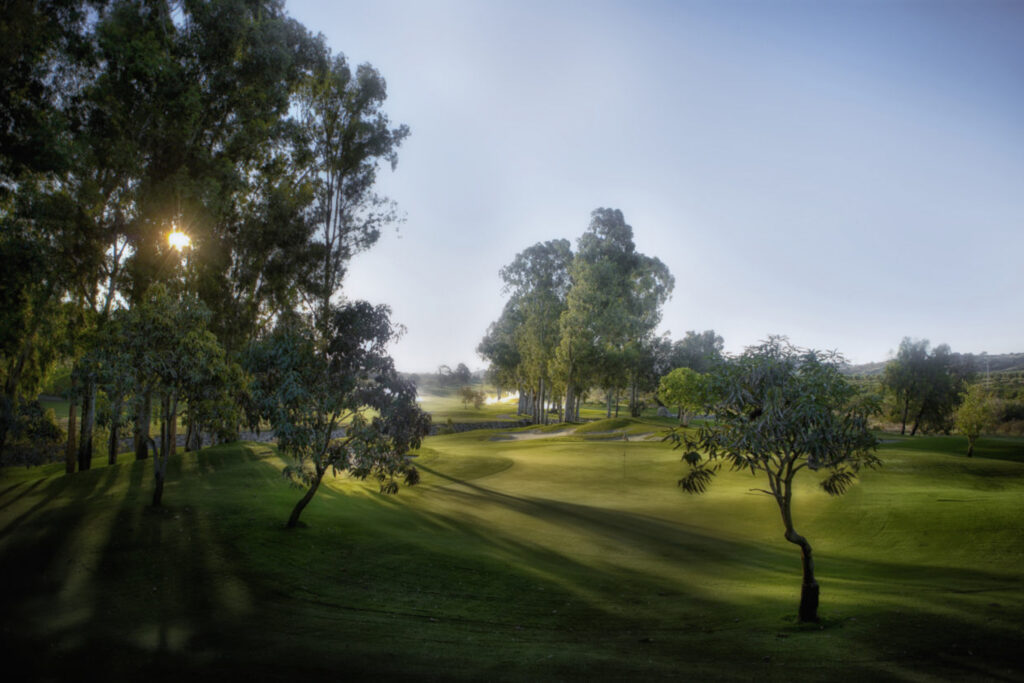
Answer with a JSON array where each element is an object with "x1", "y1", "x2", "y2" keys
[{"x1": 168, "y1": 230, "x2": 191, "y2": 252}]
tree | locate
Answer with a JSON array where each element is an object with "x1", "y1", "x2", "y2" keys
[
  {"x1": 459, "y1": 385, "x2": 485, "y2": 410},
  {"x1": 955, "y1": 385, "x2": 996, "y2": 458},
  {"x1": 669, "y1": 337, "x2": 879, "y2": 622},
  {"x1": 100, "y1": 284, "x2": 230, "y2": 506},
  {"x1": 658, "y1": 367, "x2": 707, "y2": 425},
  {"x1": 670, "y1": 330, "x2": 724, "y2": 373},
  {"x1": 246, "y1": 303, "x2": 430, "y2": 529},
  {"x1": 477, "y1": 299, "x2": 523, "y2": 403},
  {"x1": 297, "y1": 52, "x2": 409, "y2": 331},
  {"x1": 882, "y1": 338, "x2": 973, "y2": 435},
  {"x1": 498, "y1": 239, "x2": 572, "y2": 424}
]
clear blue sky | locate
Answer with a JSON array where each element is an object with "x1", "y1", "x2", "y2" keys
[{"x1": 287, "y1": 0, "x2": 1024, "y2": 372}]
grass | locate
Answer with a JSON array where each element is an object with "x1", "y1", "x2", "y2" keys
[{"x1": 1, "y1": 423, "x2": 1022, "y2": 680}]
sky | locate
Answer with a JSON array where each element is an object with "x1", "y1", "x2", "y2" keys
[{"x1": 286, "y1": 0, "x2": 1024, "y2": 372}]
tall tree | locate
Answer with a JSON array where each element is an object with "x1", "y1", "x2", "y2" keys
[
  {"x1": 669, "y1": 337, "x2": 879, "y2": 622},
  {"x1": 498, "y1": 239, "x2": 572, "y2": 424},
  {"x1": 297, "y1": 53, "x2": 409, "y2": 331}
]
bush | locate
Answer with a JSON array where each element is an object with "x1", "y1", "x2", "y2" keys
[{"x1": 0, "y1": 400, "x2": 65, "y2": 466}]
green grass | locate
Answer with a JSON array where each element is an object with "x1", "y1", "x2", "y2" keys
[{"x1": 1, "y1": 423, "x2": 1022, "y2": 681}]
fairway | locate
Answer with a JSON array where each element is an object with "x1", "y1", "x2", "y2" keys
[{"x1": 2, "y1": 425, "x2": 1023, "y2": 681}]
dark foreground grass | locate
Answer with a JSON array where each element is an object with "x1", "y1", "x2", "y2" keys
[{"x1": 1, "y1": 427, "x2": 1023, "y2": 681}]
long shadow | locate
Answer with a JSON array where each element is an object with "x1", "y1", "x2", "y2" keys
[{"x1": 4, "y1": 443, "x2": 1022, "y2": 681}]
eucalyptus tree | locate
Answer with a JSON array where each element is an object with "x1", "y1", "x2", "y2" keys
[
  {"x1": 669, "y1": 337, "x2": 879, "y2": 622},
  {"x1": 96, "y1": 283, "x2": 230, "y2": 505},
  {"x1": 246, "y1": 303, "x2": 430, "y2": 528},
  {"x1": 477, "y1": 299, "x2": 525, "y2": 411},
  {"x1": 555, "y1": 209, "x2": 672, "y2": 420},
  {"x1": 296, "y1": 52, "x2": 410, "y2": 331},
  {"x1": 671, "y1": 330, "x2": 725, "y2": 373},
  {"x1": 498, "y1": 239, "x2": 572, "y2": 424}
]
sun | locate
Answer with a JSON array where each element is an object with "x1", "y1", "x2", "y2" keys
[{"x1": 168, "y1": 230, "x2": 191, "y2": 252}]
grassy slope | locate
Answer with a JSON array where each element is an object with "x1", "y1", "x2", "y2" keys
[{"x1": 1, "y1": 427, "x2": 1022, "y2": 681}]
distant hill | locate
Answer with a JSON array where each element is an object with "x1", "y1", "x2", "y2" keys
[{"x1": 842, "y1": 353, "x2": 1024, "y2": 377}]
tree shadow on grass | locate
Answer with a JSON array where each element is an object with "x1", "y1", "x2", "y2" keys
[{"x1": 3, "y1": 443, "x2": 1022, "y2": 681}]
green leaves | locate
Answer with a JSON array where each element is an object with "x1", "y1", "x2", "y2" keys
[{"x1": 673, "y1": 336, "x2": 880, "y2": 497}]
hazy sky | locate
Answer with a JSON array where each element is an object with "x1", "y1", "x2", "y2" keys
[{"x1": 287, "y1": 0, "x2": 1024, "y2": 372}]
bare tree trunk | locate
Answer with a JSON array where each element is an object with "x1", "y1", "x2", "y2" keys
[
  {"x1": 185, "y1": 415, "x2": 201, "y2": 451},
  {"x1": 900, "y1": 396, "x2": 909, "y2": 435},
  {"x1": 77, "y1": 379, "x2": 96, "y2": 471},
  {"x1": 540, "y1": 382, "x2": 546, "y2": 424},
  {"x1": 135, "y1": 391, "x2": 151, "y2": 460},
  {"x1": 107, "y1": 397, "x2": 122, "y2": 466},
  {"x1": 967, "y1": 438, "x2": 975, "y2": 458},
  {"x1": 148, "y1": 437, "x2": 164, "y2": 507},
  {"x1": 606, "y1": 388, "x2": 613, "y2": 418},
  {"x1": 65, "y1": 392, "x2": 78, "y2": 475},
  {"x1": 779, "y1": 485, "x2": 819, "y2": 622},
  {"x1": 564, "y1": 382, "x2": 574, "y2": 424},
  {"x1": 286, "y1": 468, "x2": 324, "y2": 528}
]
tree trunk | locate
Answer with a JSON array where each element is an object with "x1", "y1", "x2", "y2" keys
[
  {"x1": 77, "y1": 379, "x2": 96, "y2": 471},
  {"x1": 147, "y1": 437, "x2": 164, "y2": 507},
  {"x1": 564, "y1": 382, "x2": 574, "y2": 424},
  {"x1": 107, "y1": 396, "x2": 123, "y2": 466},
  {"x1": 185, "y1": 416, "x2": 201, "y2": 452},
  {"x1": 286, "y1": 468, "x2": 324, "y2": 528},
  {"x1": 614, "y1": 388, "x2": 620, "y2": 418},
  {"x1": 65, "y1": 396, "x2": 78, "y2": 475},
  {"x1": 910, "y1": 407, "x2": 923, "y2": 437},
  {"x1": 575, "y1": 393, "x2": 581, "y2": 421},
  {"x1": 900, "y1": 396, "x2": 909, "y2": 435},
  {"x1": 539, "y1": 378, "x2": 546, "y2": 425},
  {"x1": 779, "y1": 491, "x2": 819, "y2": 623},
  {"x1": 967, "y1": 438, "x2": 975, "y2": 458},
  {"x1": 606, "y1": 388, "x2": 613, "y2": 418},
  {"x1": 135, "y1": 391, "x2": 151, "y2": 460}
]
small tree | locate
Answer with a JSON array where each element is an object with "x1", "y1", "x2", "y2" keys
[
  {"x1": 658, "y1": 367, "x2": 707, "y2": 425},
  {"x1": 247, "y1": 302, "x2": 431, "y2": 529},
  {"x1": 668, "y1": 337, "x2": 879, "y2": 622},
  {"x1": 459, "y1": 385, "x2": 486, "y2": 410},
  {"x1": 954, "y1": 385, "x2": 996, "y2": 458}
]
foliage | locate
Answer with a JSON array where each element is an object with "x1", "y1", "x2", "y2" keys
[
  {"x1": 668, "y1": 336, "x2": 879, "y2": 621},
  {"x1": 955, "y1": 385, "x2": 996, "y2": 457},
  {"x1": 246, "y1": 302, "x2": 430, "y2": 527},
  {"x1": 657, "y1": 367, "x2": 707, "y2": 425},
  {"x1": 882, "y1": 338, "x2": 974, "y2": 435},
  {"x1": 297, "y1": 52, "x2": 409, "y2": 330},
  {"x1": 459, "y1": 386, "x2": 486, "y2": 410}
]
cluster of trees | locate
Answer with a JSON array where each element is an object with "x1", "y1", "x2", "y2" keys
[
  {"x1": 478, "y1": 209, "x2": 721, "y2": 424},
  {"x1": 881, "y1": 338, "x2": 975, "y2": 435},
  {"x1": 1, "y1": 0, "x2": 427, "y2": 523}
]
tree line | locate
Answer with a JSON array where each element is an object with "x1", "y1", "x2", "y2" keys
[{"x1": 1, "y1": 0, "x2": 428, "y2": 523}]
